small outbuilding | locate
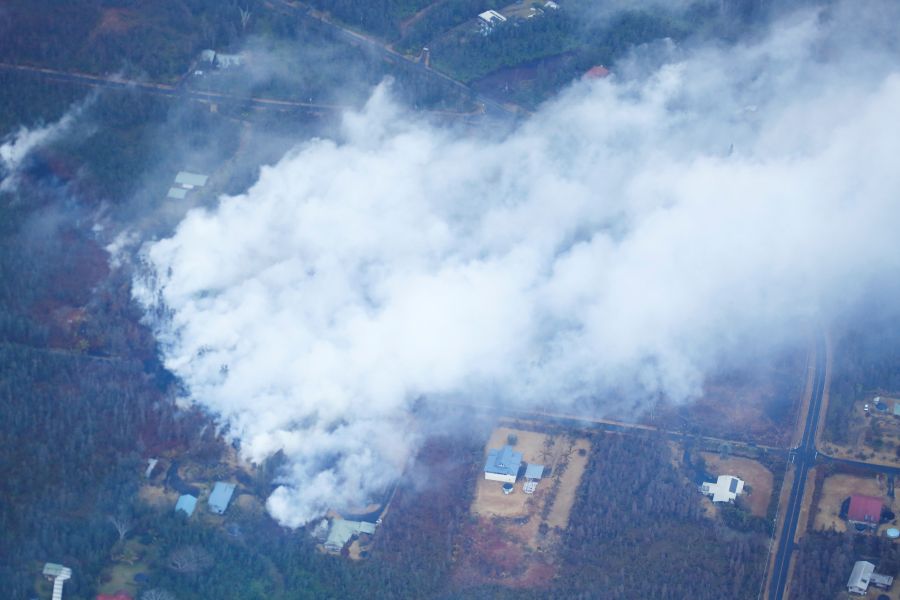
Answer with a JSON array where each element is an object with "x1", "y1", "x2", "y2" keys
[
  {"x1": 166, "y1": 187, "x2": 188, "y2": 200},
  {"x1": 871, "y1": 572, "x2": 894, "y2": 590},
  {"x1": 208, "y1": 482, "x2": 236, "y2": 515},
  {"x1": 174, "y1": 171, "x2": 209, "y2": 189},
  {"x1": 484, "y1": 445, "x2": 523, "y2": 484},
  {"x1": 175, "y1": 494, "x2": 198, "y2": 517},
  {"x1": 523, "y1": 463, "x2": 544, "y2": 494}
]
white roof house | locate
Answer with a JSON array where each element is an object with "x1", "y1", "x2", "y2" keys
[
  {"x1": 848, "y1": 561, "x2": 875, "y2": 595},
  {"x1": 700, "y1": 475, "x2": 745, "y2": 503},
  {"x1": 43, "y1": 563, "x2": 72, "y2": 600},
  {"x1": 216, "y1": 53, "x2": 245, "y2": 68},
  {"x1": 324, "y1": 519, "x2": 377, "y2": 552},
  {"x1": 478, "y1": 10, "x2": 507, "y2": 26}
]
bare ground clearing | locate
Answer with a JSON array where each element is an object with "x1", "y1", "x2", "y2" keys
[{"x1": 701, "y1": 453, "x2": 774, "y2": 517}]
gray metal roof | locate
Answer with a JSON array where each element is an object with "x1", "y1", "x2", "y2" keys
[
  {"x1": 42, "y1": 563, "x2": 69, "y2": 577},
  {"x1": 525, "y1": 463, "x2": 544, "y2": 479},
  {"x1": 175, "y1": 494, "x2": 197, "y2": 516},
  {"x1": 174, "y1": 171, "x2": 209, "y2": 187},
  {"x1": 848, "y1": 560, "x2": 875, "y2": 591},
  {"x1": 208, "y1": 482, "x2": 236, "y2": 514},
  {"x1": 167, "y1": 187, "x2": 188, "y2": 199},
  {"x1": 325, "y1": 519, "x2": 377, "y2": 550},
  {"x1": 484, "y1": 445, "x2": 522, "y2": 477}
]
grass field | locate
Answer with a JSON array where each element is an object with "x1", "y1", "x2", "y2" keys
[{"x1": 461, "y1": 424, "x2": 591, "y2": 588}]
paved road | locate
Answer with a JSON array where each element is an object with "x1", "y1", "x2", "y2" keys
[
  {"x1": 768, "y1": 335, "x2": 828, "y2": 600},
  {"x1": 268, "y1": 0, "x2": 523, "y2": 122},
  {"x1": 0, "y1": 61, "x2": 485, "y2": 120}
]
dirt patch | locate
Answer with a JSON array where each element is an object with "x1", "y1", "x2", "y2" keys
[
  {"x1": 94, "y1": 8, "x2": 138, "y2": 36},
  {"x1": 700, "y1": 453, "x2": 774, "y2": 517},
  {"x1": 545, "y1": 438, "x2": 590, "y2": 529},
  {"x1": 812, "y1": 472, "x2": 890, "y2": 533},
  {"x1": 138, "y1": 484, "x2": 178, "y2": 508}
]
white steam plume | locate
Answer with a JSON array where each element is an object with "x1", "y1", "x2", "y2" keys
[
  {"x1": 0, "y1": 111, "x2": 79, "y2": 192},
  {"x1": 136, "y1": 3, "x2": 900, "y2": 527}
]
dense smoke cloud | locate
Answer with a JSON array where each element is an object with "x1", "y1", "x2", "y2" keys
[
  {"x1": 0, "y1": 110, "x2": 80, "y2": 193},
  {"x1": 135, "y1": 2, "x2": 900, "y2": 527}
]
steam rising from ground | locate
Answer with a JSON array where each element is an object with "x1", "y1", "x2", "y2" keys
[
  {"x1": 0, "y1": 111, "x2": 79, "y2": 193},
  {"x1": 136, "y1": 3, "x2": 900, "y2": 527}
]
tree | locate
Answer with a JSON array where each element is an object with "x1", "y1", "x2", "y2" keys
[
  {"x1": 239, "y1": 7, "x2": 251, "y2": 32},
  {"x1": 168, "y1": 545, "x2": 214, "y2": 574},
  {"x1": 108, "y1": 514, "x2": 133, "y2": 542}
]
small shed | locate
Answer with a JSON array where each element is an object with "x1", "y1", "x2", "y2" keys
[
  {"x1": 174, "y1": 171, "x2": 209, "y2": 188},
  {"x1": 166, "y1": 187, "x2": 188, "y2": 200},
  {"x1": 208, "y1": 482, "x2": 236, "y2": 515},
  {"x1": 523, "y1": 463, "x2": 545, "y2": 494},
  {"x1": 175, "y1": 494, "x2": 198, "y2": 517}
]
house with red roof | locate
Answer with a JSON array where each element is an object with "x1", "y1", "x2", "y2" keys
[
  {"x1": 583, "y1": 65, "x2": 610, "y2": 80},
  {"x1": 96, "y1": 592, "x2": 132, "y2": 600},
  {"x1": 847, "y1": 494, "x2": 883, "y2": 528}
]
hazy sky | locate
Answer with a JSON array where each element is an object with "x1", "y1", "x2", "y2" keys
[{"x1": 134, "y1": 2, "x2": 900, "y2": 527}]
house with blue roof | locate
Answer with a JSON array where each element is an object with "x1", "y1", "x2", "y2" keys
[
  {"x1": 208, "y1": 482, "x2": 236, "y2": 515},
  {"x1": 484, "y1": 445, "x2": 522, "y2": 484}
]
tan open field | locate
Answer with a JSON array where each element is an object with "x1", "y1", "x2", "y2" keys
[
  {"x1": 701, "y1": 453, "x2": 774, "y2": 517},
  {"x1": 546, "y1": 438, "x2": 590, "y2": 528},
  {"x1": 812, "y1": 472, "x2": 888, "y2": 532},
  {"x1": 460, "y1": 425, "x2": 591, "y2": 589},
  {"x1": 471, "y1": 427, "x2": 555, "y2": 518},
  {"x1": 471, "y1": 426, "x2": 590, "y2": 527}
]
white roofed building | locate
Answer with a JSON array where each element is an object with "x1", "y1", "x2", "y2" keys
[
  {"x1": 700, "y1": 475, "x2": 745, "y2": 503},
  {"x1": 324, "y1": 519, "x2": 377, "y2": 553},
  {"x1": 478, "y1": 10, "x2": 507, "y2": 25},
  {"x1": 43, "y1": 563, "x2": 72, "y2": 600},
  {"x1": 848, "y1": 560, "x2": 875, "y2": 595}
]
